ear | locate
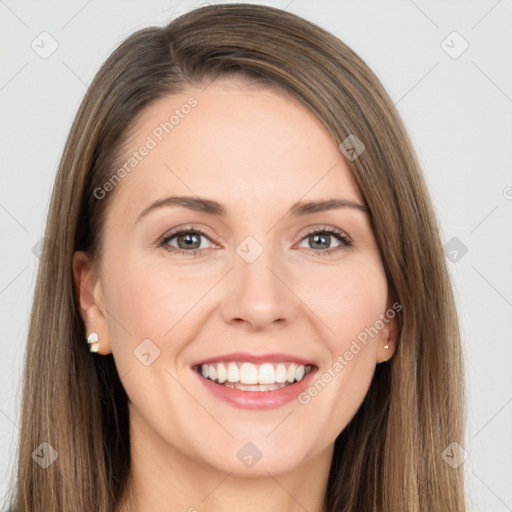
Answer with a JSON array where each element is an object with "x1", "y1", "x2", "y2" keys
[
  {"x1": 72, "y1": 250, "x2": 112, "y2": 355},
  {"x1": 376, "y1": 301, "x2": 399, "y2": 364}
]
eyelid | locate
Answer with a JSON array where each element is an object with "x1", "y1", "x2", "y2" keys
[
  {"x1": 158, "y1": 223, "x2": 353, "y2": 256},
  {"x1": 294, "y1": 225, "x2": 353, "y2": 256},
  {"x1": 158, "y1": 225, "x2": 220, "y2": 248},
  {"x1": 297, "y1": 225, "x2": 352, "y2": 244}
]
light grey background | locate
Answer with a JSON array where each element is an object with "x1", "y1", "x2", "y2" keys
[{"x1": 1, "y1": 0, "x2": 511, "y2": 510}]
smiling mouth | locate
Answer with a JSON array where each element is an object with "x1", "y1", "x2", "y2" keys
[{"x1": 195, "y1": 361, "x2": 314, "y2": 392}]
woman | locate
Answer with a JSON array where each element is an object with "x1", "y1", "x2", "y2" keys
[{"x1": 11, "y1": 3, "x2": 466, "y2": 511}]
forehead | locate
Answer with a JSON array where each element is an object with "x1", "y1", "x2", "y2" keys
[{"x1": 108, "y1": 79, "x2": 363, "y2": 219}]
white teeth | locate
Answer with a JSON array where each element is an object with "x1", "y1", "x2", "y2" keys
[
  {"x1": 216, "y1": 363, "x2": 227, "y2": 383},
  {"x1": 199, "y1": 361, "x2": 312, "y2": 388},
  {"x1": 275, "y1": 363, "x2": 287, "y2": 383},
  {"x1": 227, "y1": 362, "x2": 239, "y2": 383},
  {"x1": 208, "y1": 365, "x2": 217, "y2": 381},
  {"x1": 286, "y1": 363, "x2": 297, "y2": 383},
  {"x1": 295, "y1": 365, "x2": 305, "y2": 382},
  {"x1": 258, "y1": 363, "x2": 275, "y2": 384},
  {"x1": 240, "y1": 362, "x2": 258, "y2": 384},
  {"x1": 234, "y1": 382, "x2": 286, "y2": 392},
  {"x1": 237, "y1": 384, "x2": 259, "y2": 392}
]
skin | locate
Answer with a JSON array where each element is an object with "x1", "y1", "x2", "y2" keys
[{"x1": 74, "y1": 78, "x2": 397, "y2": 512}]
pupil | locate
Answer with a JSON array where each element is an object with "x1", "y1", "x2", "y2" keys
[
  {"x1": 311, "y1": 234, "x2": 329, "y2": 249},
  {"x1": 179, "y1": 233, "x2": 200, "y2": 249}
]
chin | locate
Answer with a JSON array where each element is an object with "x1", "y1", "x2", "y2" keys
[{"x1": 190, "y1": 434, "x2": 317, "y2": 477}]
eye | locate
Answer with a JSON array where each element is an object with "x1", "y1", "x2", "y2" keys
[
  {"x1": 158, "y1": 227, "x2": 215, "y2": 257},
  {"x1": 296, "y1": 227, "x2": 352, "y2": 256},
  {"x1": 158, "y1": 225, "x2": 352, "y2": 258}
]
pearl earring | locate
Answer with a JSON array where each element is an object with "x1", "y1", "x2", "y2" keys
[
  {"x1": 384, "y1": 344, "x2": 389, "y2": 349},
  {"x1": 87, "y1": 332, "x2": 100, "y2": 353}
]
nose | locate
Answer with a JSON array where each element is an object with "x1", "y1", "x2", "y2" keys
[{"x1": 219, "y1": 242, "x2": 300, "y2": 331}]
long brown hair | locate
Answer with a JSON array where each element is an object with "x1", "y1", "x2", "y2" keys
[{"x1": 11, "y1": 3, "x2": 465, "y2": 511}]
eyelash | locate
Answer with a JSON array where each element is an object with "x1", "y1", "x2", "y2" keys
[{"x1": 157, "y1": 226, "x2": 352, "y2": 258}]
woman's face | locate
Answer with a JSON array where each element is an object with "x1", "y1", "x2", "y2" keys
[{"x1": 75, "y1": 79, "x2": 396, "y2": 477}]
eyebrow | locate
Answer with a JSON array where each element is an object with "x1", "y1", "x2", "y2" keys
[{"x1": 136, "y1": 195, "x2": 369, "y2": 222}]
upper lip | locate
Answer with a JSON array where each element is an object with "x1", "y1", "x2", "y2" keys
[{"x1": 192, "y1": 352, "x2": 317, "y2": 367}]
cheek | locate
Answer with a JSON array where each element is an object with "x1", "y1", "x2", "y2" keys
[
  {"x1": 294, "y1": 261, "x2": 388, "y2": 433},
  {"x1": 103, "y1": 251, "x2": 215, "y2": 343},
  {"x1": 303, "y1": 259, "x2": 388, "y2": 345}
]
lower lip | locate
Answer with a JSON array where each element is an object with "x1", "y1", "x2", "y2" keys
[{"x1": 194, "y1": 368, "x2": 317, "y2": 410}]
